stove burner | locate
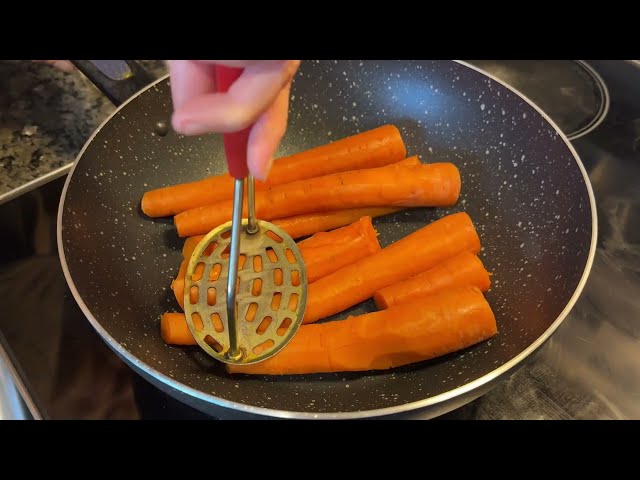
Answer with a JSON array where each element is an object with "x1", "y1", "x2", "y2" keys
[{"x1": 467, "y1": 60, "x2": 609, "y2": 140}]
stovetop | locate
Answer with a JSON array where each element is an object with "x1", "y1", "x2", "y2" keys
[{"x1": 0, "y1": 59, "x2": 638, "y2": 420}]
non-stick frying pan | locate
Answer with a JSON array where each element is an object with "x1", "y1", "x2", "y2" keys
[{"x1": 57, "y1": 60, "x2": 596, "y2": 419}]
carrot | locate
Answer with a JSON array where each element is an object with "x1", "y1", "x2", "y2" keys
[
  {"x1": 174, "y1": 162, "x2": 461, "y2": 238},
  {"x1": 178, "y1": 157, "x2": 417, "y2": 245},
  {"x1": 180, "y1": 206, "x2": 400, "y2": 251},
  {"x1": 225, "y1": 286, "x2": 497, "y2": 375},
  {"x1": 172, "y1": 216, "x2": 383, "y2": 309},
  {"x1": 373, "y1": 252, "x2": 491, "y2": 309},
  {"x1": 177, "y1": 155, "x2": 417, "y2": 242},
  {"x1": 182, "y1": 235, "x2": 204, "y2": 258},
  {"x1": 170, "y1": 259, "x2": 190, "y2": 307},
  {"x1": 173, "y1": 156, "x2": 419, "y2": 238},
  {"x1": 303, "y1": 212, "x2": 480, "y2": 324},
  {"x1": 160, "y1": 312, "x2": 196, "y2": 346},
  {"x1": 298, "y1": 216, "x2": 381, "y2": 283},
  {"x1": 273, "y1": 207, "x2": 402, "y2": 240},
  {"x1": 261, "y1": 124, "x2": 407, "y2": 184},
  {"x1": 141, "y1": 125, "x2": 407, "y2": 218},
  {"x1": 171, "y1": 239, "x2": 200, "y2": 308}
]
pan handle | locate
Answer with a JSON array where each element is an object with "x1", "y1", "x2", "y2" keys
[{"x1": 71, "y1": 60, "x2": 156, "y2": 107}]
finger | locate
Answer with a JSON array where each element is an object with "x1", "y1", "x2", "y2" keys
[
  {"x1": 172, "y1": 60, "x2": 298, "y2": 134},
  {"x1": 167, "y1": 60, "x2": 274, "y2": 111},
  {"x1": 34, "y1": 60, "x2": 76, "y2": 72},
  {"x1": 191, "y1": 60, "x2": 284, "y2": 68},
  {"x1": 167, "y1": 60, "x2": 216, "y2": 111},
  {"x1": 247, "y1": 81, "x2": 292, "y2": 181},
  {"x1": 171, "y1": 60, "x2": 300, "y2": 135}
]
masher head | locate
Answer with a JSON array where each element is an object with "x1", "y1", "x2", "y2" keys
[{"x1": 183, "y1": 219, "x2": 308, "y2": 365}]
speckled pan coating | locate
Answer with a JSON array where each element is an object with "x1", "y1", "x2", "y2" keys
[{"x1": 58, "y1": 60, "x2": 596, "y2": 418}]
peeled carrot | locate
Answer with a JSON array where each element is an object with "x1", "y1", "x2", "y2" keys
[
  {"x1": 160, "y1": 312, "x2": 196, "y2": 346},
  {"x1": 170, "y1": 259, "x2": 190, "y2": 308},
  {"x1": 303, "y1": 212, "x2": 480, "y2": 324},
  {"x1": 180, "y1": 205, "x2": 399, "y2": 253},
  {"x1": 172, "y1": 216, "x2": 383, "y2": 309},
  {"x1": 373, "y1": 252, "x2": 491, "y2": 309},
  {"x1": 225, "y1": 286, "x2": 497, "y2": 375},
  {"x1": 182, "y1": 235, "x2": 204, "y2": 258},
  {"x1": 298, "y1": 216, "x2": 381, "y2": 283},
  {"x1": 260, "y1": 124, "x2": 407, "y2": 184},
  {"x1": 178, "y1": 157, "x2": 417, "y2": 242},
  {"x1": 174, "y1": 162, "x2": 461, "y2": 238},
  {"x1": 173, "y1": 156, "x2": 418, "y2": 238},
  {"x1": 160, "y1": 287, "x2": 497, "y2": 359},
  {"x1": 141, "y1": 125, "x2": 407, "y2": 218},
  {"x1": 158, "y1": 313, "x2": 192, "y2": 345},
  {"x1": 273, "y1": 207, "x2": 402, "y2": 240},
  {"x1": 171, "y1": 238, "x2": 199, "y2": 308}
]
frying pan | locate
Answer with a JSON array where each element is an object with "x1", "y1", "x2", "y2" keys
[{"x1": 57, "y1": 60, "x2": 597, "y2": 419}]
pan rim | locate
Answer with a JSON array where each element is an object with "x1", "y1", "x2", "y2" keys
[{"x1": 57, "y1": 60, "x2": 598, "y2": 419}]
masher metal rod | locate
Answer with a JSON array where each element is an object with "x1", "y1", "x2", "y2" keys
[{"x1": 226, "y1": 177, "x2": 245, "y2": 361}]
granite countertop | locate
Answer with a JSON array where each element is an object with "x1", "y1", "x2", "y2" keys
[{"x1": 0, "y1": 60, "x2": 168, "y2": 204}]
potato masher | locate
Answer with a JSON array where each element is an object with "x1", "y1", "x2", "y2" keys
[{"x1": 183, "y1": 65, "x2": 307, "y2": 365}]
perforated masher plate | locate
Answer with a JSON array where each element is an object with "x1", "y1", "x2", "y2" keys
[{"x1": 183, "y1": 219, "x2": 308, "y2": 365}]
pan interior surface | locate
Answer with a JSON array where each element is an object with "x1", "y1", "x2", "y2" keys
[{"x1": 59, "y1": 60, "x2": 595, "y2": 417}]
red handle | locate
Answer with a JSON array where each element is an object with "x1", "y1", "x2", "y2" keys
[{"x1": 215, "y1": 65, "x2": 251, "y2": 179}]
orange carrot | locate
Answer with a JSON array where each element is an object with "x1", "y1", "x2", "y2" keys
[
  {"x1": 170, "y1": 260, "x2": 190, "y2": 308},
  {"x1": 160, "y1": 287, "x2": 497, "y2": 358},
  {"x1": 174, "y1": 162, "x2": 461, "y2": 238},
  {"x1": 171, "y1": 238, "x2": 200, "y2": 308},
  {"x1": 173, "y1": 156, "x2": 418, "y2": 238},
  {"x1": 303, "y1": 212, "x2": 480, "y2": 324},
  {"x1": 142, "y1": 125, "x2": 407, "y2": 217},
  {"x1": 182, "y1": 235, "x2": 204, "y2": 258},
  {"x1": 177, "y1": 155, "x2": 417, "y2": 241},
  {"x1": 273, "y1": 207, "x2": 402, "y2": 240},
  {"x1": 373, "y1": 252, "x2": 491, "y2": 309},
  {"x1": 298, "y1": 216, "x2": 381, "y2": 283},
  {"x1": 225, "y1": 286, "x2": 497, "y2": 375},
  {"x1": 261, "y1": 125, "x2": 407, "y2": 184},
  {"x1": 172, "y1": 216, "x2": 383, "y2": 309},
  {"x1": 160, "y1": 312, "x2": 197, "y2": 346},
  {"x1": 180, "y1": 206, "x2": 400, "y2": 251}
]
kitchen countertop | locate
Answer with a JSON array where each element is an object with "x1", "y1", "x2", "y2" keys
[
  {"x1": 0, "y1": 60, "x2": 638, "y2": 420},
  {"x1": 0, "y1": 60, "x2": 168, "y2": 205}
]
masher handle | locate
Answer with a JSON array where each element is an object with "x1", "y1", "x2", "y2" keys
[{"x1": 215, "y1": 65, "x2": 251, "y2": 179}]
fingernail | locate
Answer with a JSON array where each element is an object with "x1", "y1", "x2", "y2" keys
[
  {"x1": 172, "y1": 115, "x2": 205, "y2": 136},
  {"x1": 254, "y1": 156, "x2": 274, "y2": 182}
]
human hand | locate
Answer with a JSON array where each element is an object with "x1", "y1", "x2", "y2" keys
[
  {"x1": 167, "y1": 60, "x2": 300, "y2": 181},
  {"x1": 33, "y1": 60, "x2": 76, "y2": 72}
]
